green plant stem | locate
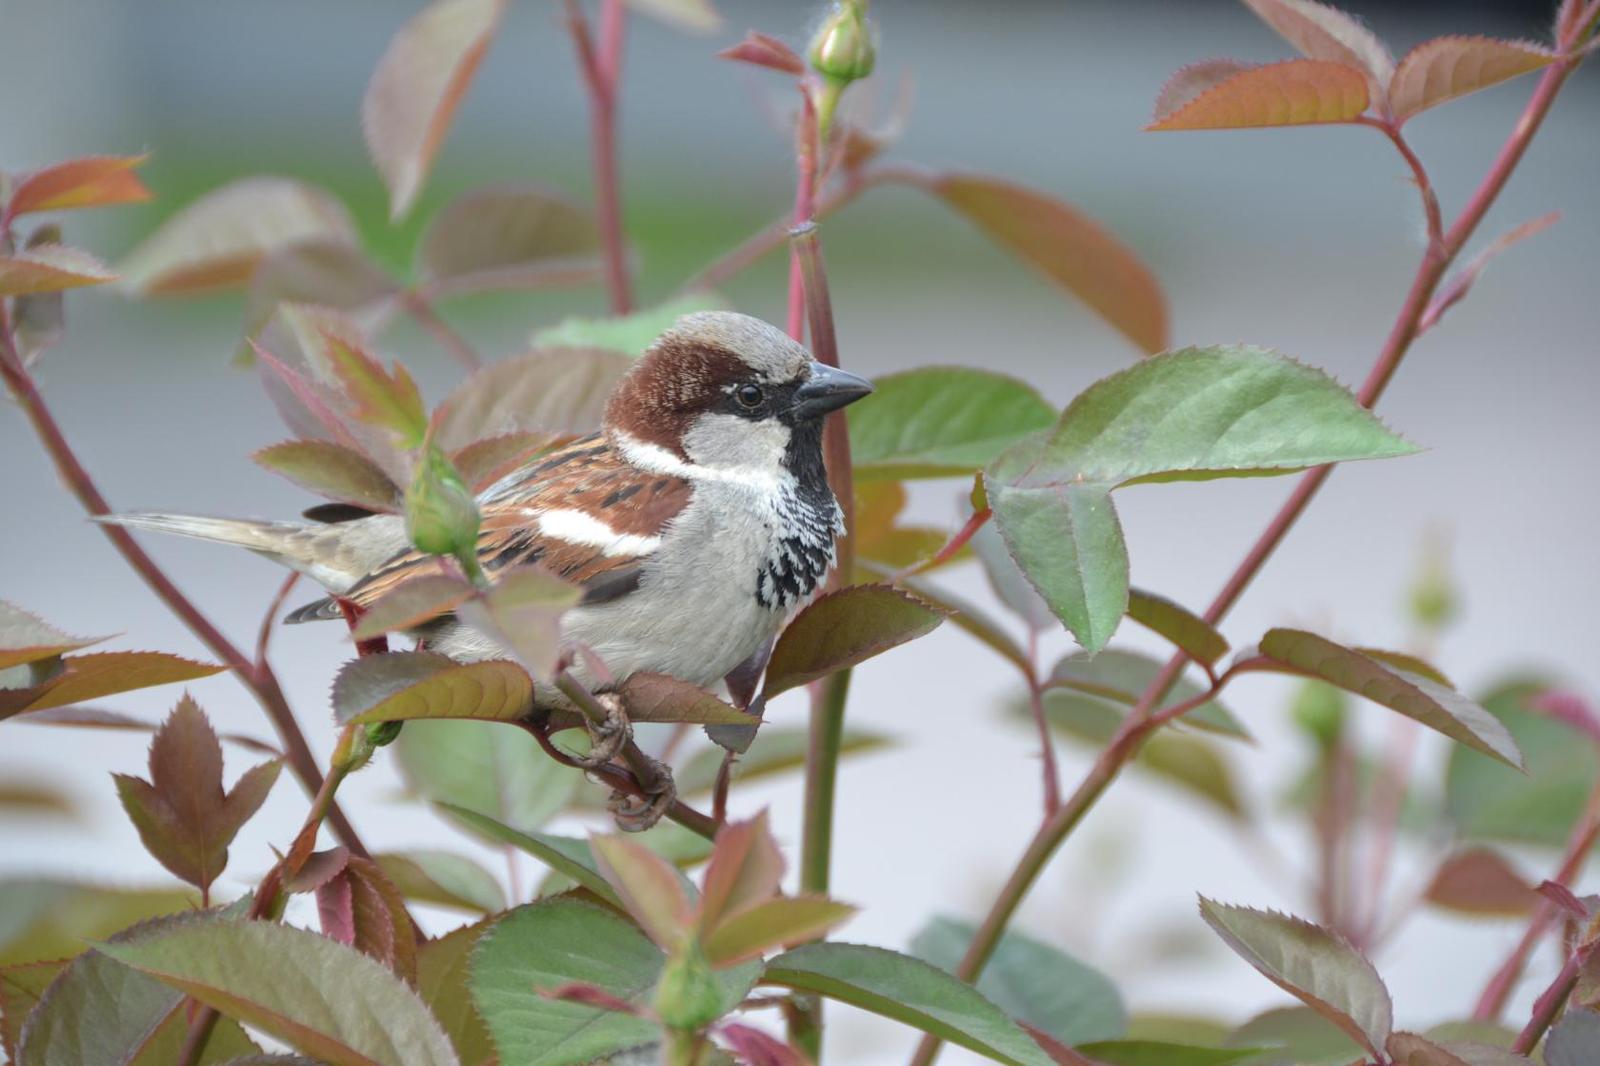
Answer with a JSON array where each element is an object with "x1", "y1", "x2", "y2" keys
[
  {"x1": 801, "y1": 669, "x2": 852, "y2": 894},
  {"x1": 0, "y1": 308, "x2": 369, "y2": 860},
  {"x1": 909, "y1": 52, "x2": 1584, "y2": 1066},
  {"x1": 566, "y1": 0, "x2": 632, "y2": 313}
]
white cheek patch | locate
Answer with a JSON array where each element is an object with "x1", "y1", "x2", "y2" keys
[
  {"x1": 531, "y1": 508, "x2": 662, "y2": 556},
  {"x1": 614, "y1": 430, "x2": 785, "y2": 493},
  {"x1": 681, "y1": 413, "x2": 791, "y2": 473}
]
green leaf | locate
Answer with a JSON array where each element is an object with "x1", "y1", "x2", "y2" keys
[
  {"x1": 1446, "y1": 677, "x2": 1590, "y2": 846},
  {"x1": 1077, "y1": 1042, "x2": 1262, "y2": 1066},
  {"x1": 362, "y1": 0, "x2": 506, "y2": 219},
  {"x1": 910, "y1": 916, "x2": 1126, "y2": 1046},
  {"x1": 430, "y1": 348, "x2": 629, "y2": 452},
  {"x1": 762, "y1": 942, "x2": 1055, "y2": 1066},
  {"x1": 253, "y1": 440, "x2": 402, "y2": 512},
  {"x1": 1258, "y1": 629, "x2": 1522, "y2": 769},
  {"x1": 119, "y1": 177, "x2": 357, "y2": 295},
  {"x1": 97, "y1": 919, "x2": 458, "y2": 1066},
  {"x1": 351, "y1": 576, "x2": 475, "y2": 641},
  {"x1": 1, "y1": 652, "x2": 226, "y2": 721},
  {"x1": 0, "y1": 880, "x2": 197, "y2": 966},
  {"x1": 394, "y1": 721, "x2": 580, "y2": 840},
  {"x1": 924, "y1": 175, "x2": 1169, "y2": 355},
  {"x1": 762, "y1": 585, "x2": 946, "y2": 700},
  {"x1": 1047, "y1": 649, "x2": 1249, "y2": 740},
  {"x1": 417, "y1": 921, "x2": 494, "y2": 1066},
  {"x1": 1226, "y1": 1006, "x2": 1366, "y2": 1066},
  {"x1": 531, "y1": 292, "x2": 725, "y2": 356},
  {"x1": 0, "y1": 602, "x2": 106, "y2": 670},
  {"x1": 1126, "y1": 589, "x2": 1229, "y2": 668},
  {"x1": 846, "y1": 368, "x2": 1056, "y2": 480},
  {"x1": 987, "y1": 347, "x2": 1415, "y2": 652},
  {"x1": 1199, "y1": 899, "x2": 1392, "y2": 1058},
  {"x1": 1, "y1": 961, "x2": 62, "y2": 1061},
  {"x1": 470, "y1": 899, "x2": 754, "y2": 1066},
  {"x1": 377, "y1": 851, "x2": 506, "y2": 914},
  {"x1": 416, "y1": 184, "x2": 598, "y2": 291},
  {"x1": 702, "y1": 897, "x2": 857, "y2": 967},
  {"x1": 333, "y1": 652, "x2": 533, "y2": 725},
  {"x1": 436, "y1": 806, "x2": 621, "y2": 907}
]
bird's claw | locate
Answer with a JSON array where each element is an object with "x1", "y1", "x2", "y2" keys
[
  {"x1": 607, "y1": 755, "x2": 675, "y2": 833},
  {"x1": 572, "y1": 693, "x2": 631, "y2": 769}
]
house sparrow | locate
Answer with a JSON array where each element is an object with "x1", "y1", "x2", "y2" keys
[{"x1": 104, "y1": 312, "x2": 873, "y2": 705}]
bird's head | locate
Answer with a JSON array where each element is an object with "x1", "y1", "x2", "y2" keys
[{"x1": 604, "y1": 311, "x2": 872, "y2": 475}]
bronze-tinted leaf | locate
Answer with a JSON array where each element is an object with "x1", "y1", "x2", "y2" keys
[
  {"x1": 351, "y1": 574, "x2": 475, "y2": 640},
  {"x1": 1385, "y1": 1032, "x2": 1477, "y2": 1066},
  {"x1": 1390, "y1": 36, "x2": 1555, "y2": 122},
  {"x1": 1126, "y1": 589, "x2": 1229, "y2": 667},
  {"x1": 3, "y1": 155, "x2": 151, "y2": 217},
  {"x1": 449, "y1": 431, "x2": 554, "y2": 491},
  {"x1": 1241, "y1": 0, "x2": 1396, "y2": 105},
  {"x1": 417, "y1": 920, "x2": 494, "y2": 1065},
  {"x1": 1422, "y1": 848, "x2": 1537, "y2": 917},
  {"x1": 113, "y1": 695, "x2": 284, "y2": 893},
  {"x1": 0, "y1": 960, "x2": 62, "y2": 1060},
  {"x1": 701, "y1": 896, "x2": 856, "y2": 967},
  {"x1": 455, "y1": 566, "x2": 579, "y2": 681},
  {"x1": 2, "y1": 652, "x2": 225, "y2": 720},
  {"x1": 119, "y1": 177, "x2": 356, "y2": 295},
  {"x1": 698, "y1": 811, "x2": 785, "y2": 933},
  {"x1": 240, "y1": 240, "x2": 398, "y2": 356},
  {"x1": 0, "y1": 245, "x2": 117, "y2": 297},
  {"x1": 611, "y1": 673, "x2": 754, "y2": 728},
  {"x1": 926, "y1": 174, "x2": 1168, "y2": 355},
  {"x1": 332, "y1": 650, "x2": 534, "y2": 725},
  {"x1": 362, "y1": 0, "x2": 506, "y2": 219},
  {"x1": 432, "y1": 348, "x2": 629, "y2": 451},
  {"x1": 1148, "y1": 59, "x2": 1369, "y2": 131},
  {"x1": 416, "y1": 184, "x2": 598, "y2": 290},
  {"x1": 591, "y1": 835, "x2": 692, "y2": 952},
  {"x1": 0, "y1": 601, "x2": 107, "y2": 670},
  {"x1": 762, "y1": 585, "x2": 947, "y2": 700},
  {"x1": 321, "y1": 331, "x2": 428, "y2": 446},
  {"x1": 718, "y1": 31, "x2": 806, "y2": 75},
  {"x1": 253, "y1": 440, "x2": 403, "y2": 512},
  {"x1": 1153, "y1": 60, "x2": 1255, "y2": 122},
  {"x1": 315, "y1": 854, "x2": 418, "y2": 984}
]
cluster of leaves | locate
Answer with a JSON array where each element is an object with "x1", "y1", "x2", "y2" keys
[{"x1": 4, "y1": 0, "x2": 1600, "y2": 1064}]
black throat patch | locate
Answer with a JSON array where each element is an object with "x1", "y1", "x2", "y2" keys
[{"x1": 755, "y1": 417, "x2": 841, "y2": 609}]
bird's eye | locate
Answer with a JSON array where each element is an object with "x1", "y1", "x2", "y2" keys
[{"x1": 735, "y1": 384, "x2": 764, "y2": 409}]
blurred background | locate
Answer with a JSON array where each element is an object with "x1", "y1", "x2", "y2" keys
[{"x1": 3, "y1": 0, "x2": 1597, "y2": 1062}]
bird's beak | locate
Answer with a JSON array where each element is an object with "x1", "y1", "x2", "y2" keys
[{"x1": 791, "y1": 362, "x2": 874, "y2": 420}]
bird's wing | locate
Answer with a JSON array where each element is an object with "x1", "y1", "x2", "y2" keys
[{"x1": 340, "y1": 434, "x2": 693, "y2": 615}]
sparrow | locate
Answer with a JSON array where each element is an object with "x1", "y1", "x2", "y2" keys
[{"x1": 104, "y1": 311, "x2": 873, "y2": 704}]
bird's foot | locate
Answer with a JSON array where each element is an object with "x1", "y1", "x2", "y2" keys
[
  {"x1": 607, "y1": 755, "x2": 675, "y2": 833},
  {"x1": 571, "y1": 693, "x2": 632, "y2": 769}
]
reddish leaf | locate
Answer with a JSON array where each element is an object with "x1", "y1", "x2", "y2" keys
[
  {"x1": 0, "y1": 601, "x2": 107, "y2": 670},
  {"x1": 320, "y1": 330, "x2": 428, "y2": 445},
  {"x1": 416, "y1": 184, "x2": 598, "y2": 290},
  {"x1": 241, "y1": 240, "x2": 398, "y2": 353},
  {"x1": 925, "y1": 173, "x2": 1169, "y2": 355},
  {"x1": 1424, "y1": 849, "x2": 1537, "y2": 917},
  {"x1": 450, "y1": 431, "x2": 555, "y2": 491},
  {"x1": 762, "y1": 585, "x2": 946, "y2": 700},
  {"x1": 699, "y1": 811, "x2": 785, "y2": 933},
  {"x1": 613, "y1": 673, "x2": 755, "y2": 727},
  {"x1": 3, "y1": 155, "x2": 151, "y2": 219},
  {"x1": 331, "y1": 650, "x2": 534, "y2": 725},
  {"x1": 456, "y1": 566, "x2": 580, "y2": 681},
  {"x1": 119, "y1": 177, "x2": 356, "y2": 295},
  {"x1": 1425, "y1": 212, "x2": 1559, "y2": 331},
  {"x1": 350, "y1": 574, "x2": 475, "y2": 640},
  {"x1": 1390, "y1": 37, "x2": 1555, "y2": 123},
  {"x1": 1386, "y1": 1032, "x2": 1476, "y2": 1066},
  {"x1": 112, "y1": 695, "x2": 284, "y2": 892},
  {"x1": 719, "y1": 31, "x2": 806, "y2": 75},
  {"x1": 315, "y1": 854, "x2": 418, "y2": 983},
  {"x1": 0, "y1": 245, "x2": 117, "y2": 297},
  {"x1": 254, "y1": 343, "x2": 369, "y2": 454},
  {"x1": 362, "y1": 0, "x2": 506, "y2": 219},
  {"x1": 1148, "y1": 58, "x2": 1369, "y2": 131},
  {"x1": 1153, "y1": 60, "x2": 1254, "y2": 122},
  {"x1": 1, "y1": 652, "x2": 226, "y2": 720},
  {"x1": 718, "y1": 1023, "x2": 814, "y2": 1066},
  {"x1": 253, "y1": 439, "x2": 403, "y2": 512},
  {"x1": 1241, "y1": 0, "x2": 1395, "y2": 106},
  {"x1": 1354, "y1": 648, "x2": 1453, "y2": 688},
  {"x1": 431, "y1": 347, "x2": 630, "y2": 451},
  {"x1": 287, "y1": 846, "x2": 355, "y2": 895},
  {"x1": 591, "y1": 834, "x2": 693, "y2": 951},
  {"x1": 1531, "y1": 689, "x2": 1600, "y2": 746},
  {"x1": 702, "y1": 896, "x2": 857, "y2": 967}
]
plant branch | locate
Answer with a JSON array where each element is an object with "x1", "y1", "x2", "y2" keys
[
  {"x1": 0, "y1": 309, "x2": 368, "y2": 859},
  {"x1": 909, "y1": 52, "x2": 1585, "y2": 1066},
  {"x1": 255, "y1": 571, "x2": 299, "y2": 672},
  {"x1": 889, "y1": 507, "x2": 991, "y2": 584},
  {"x1": 566, "y1": 0, "x2": 632, "y2": 313},
  {"x1": 1025, "y1": 631, "x2": 1061, "y2": 815},
  {"x1": 398, "y1": 289, "x2": 480, "y2": 371}
]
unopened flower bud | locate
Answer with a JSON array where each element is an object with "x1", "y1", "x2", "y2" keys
[
  {"x1": 808, "y1": 1, "x2": 876, "y2": 84},
  {"x1": 366, "y1": 720, "x2": 403, "y2": 748},
  {"x1": 406, "y1": 445, "x2": 480, "y2": 567},
  {"x1": 653, "y1": 941, "x2": 723, "y2": 1032}
]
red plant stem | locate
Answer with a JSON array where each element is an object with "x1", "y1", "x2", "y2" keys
[
  {"x1": 255, "y1": 571, "x2": 299, "y2": 672},
  {"x1": 1515, "y1": 952, "x2": 1581, "y2": 1054},
  {"x1": 889, "y1": 507, "x2": 991, "y2": 584},
  {"x1": 1474, "y1": 775, "x2": 1600, "y2": 1020},
  {"x1": 0, "y1": 310, "x2": 368, "y2": 859},
  {"x1": 1355, "y1": 716, "x2": 1419, "y2": 947},
  {"x1": 1359, "y1": 117, "x2": 1444, "y2": 249},
  {"x1": 520, "y1": 719, "x2": 717, "y2": 838},
  {"x1": 788, "y1": 88, "x2": 821, "y2": 341},
  {"x1": 567, "y1": 0, "x2": 632, "y2": 313},
  {"x1": 910, "y1": 50, "x2": 1584, "y2": 1066},
  {"x1": 1025, "y1": 630, "x2": 1062, "y2": 815},
  {"x1": 398, "y1": 290, "x2": 480, "y2": 371},
  {"x1": 713, "y1": 750, "x2": 735, "y2": 826}
]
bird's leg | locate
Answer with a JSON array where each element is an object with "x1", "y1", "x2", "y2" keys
[
  {"x1": 607, "y1": 751, "x2": 676, "y2": 833},
  {"x1": 569, "y1": 692, "x2": 632, "y2": 769}
]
